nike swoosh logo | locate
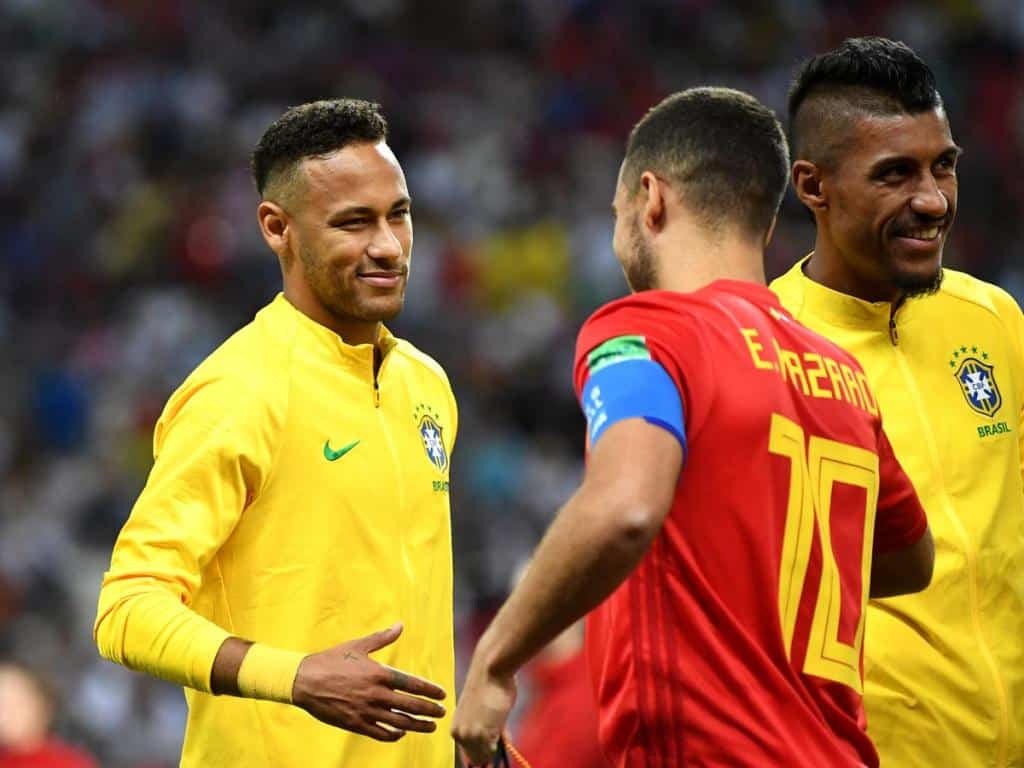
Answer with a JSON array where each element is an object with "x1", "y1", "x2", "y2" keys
[{"x1": 324, "y1": 439, "x2": 360, "y2": 462}]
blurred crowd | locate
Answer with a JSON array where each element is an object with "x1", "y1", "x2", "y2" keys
[{"x1": 1, "y1": 0, "x2": 1022, "y2": 764}]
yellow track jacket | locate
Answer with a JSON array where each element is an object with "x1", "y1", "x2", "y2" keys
[
  {"x1": 95, "y1": 294, "x2": 457, "y2": 767},
  {"x1": 773, "y1": 260, "x2": 1024, "y2": 768}
]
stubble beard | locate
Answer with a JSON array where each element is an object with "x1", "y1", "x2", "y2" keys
[
  {"x1": 624, "y1": 217, "x2": 658, "y2": 293},
  {"x1": 894, "y1": 262, "x2": 945, "y2": 300},
  {"x1": 299, "y1": 246, "x2": 404, "y2": 324},
  {"x1": 885, "y1": 210, "x2": 950, "y2": 300}
]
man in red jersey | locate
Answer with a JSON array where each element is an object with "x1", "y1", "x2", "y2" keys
[
  {"x1": 0, "y1": 663, "x2": 97, "y2": 768},
  {"x1": 453, "y1": 87, "x2": 934, "y2": 768}
]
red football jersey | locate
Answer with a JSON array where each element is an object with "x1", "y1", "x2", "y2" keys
[
  {"x1": 573, "y1": 281, "x2": 927, "y2": 768},
  {"x1": 0, "y1": 741, "x2": 97, "y2": 768}
]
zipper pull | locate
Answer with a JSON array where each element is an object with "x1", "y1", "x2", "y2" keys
[
  {"x1": 889, "y1": 315, "x2": 899, "y2": 345},
  {"x1": 374, "y1": 379, "x2": 381, "y2": 408}
]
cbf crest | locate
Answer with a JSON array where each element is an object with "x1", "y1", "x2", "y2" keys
[
  {"x1": 414, "y1": 403, "x2": 448, "y2": 473},
  {"x1": 950, "y1": 346, "x2": 1002, "y2": 418}
]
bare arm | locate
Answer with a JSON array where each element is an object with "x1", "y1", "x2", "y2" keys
[
  {"x1": 477, "y1": 418, "x2": 681, "y2": 675},
  {"x1": 453, "y1": 418, "x2": 682, "y2": 761},
  {"x1": 210, "y1": 637, "x2": 252, "y2": 696},
  {"x1": 870, "y1": 526, "x2": 934, "y2": 598}
]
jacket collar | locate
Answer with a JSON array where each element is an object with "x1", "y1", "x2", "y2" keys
[
  {"x1": 272, "y1": 293, "x2": 399, "y2": 365},
  {"x1": 782, "y1": 255, "x2": 911, "y2": 333}
]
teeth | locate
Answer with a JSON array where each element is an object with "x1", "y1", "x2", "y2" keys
[{"x1": 904, "y1": 227, "x2": 940, "y2": 240}]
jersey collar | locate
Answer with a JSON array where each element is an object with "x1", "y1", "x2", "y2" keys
[
  {"x1": 782, "y1": 255, "x2": 903, "y2": 333},
  {"x1": 272, "y1": 293, "x2": 399, "y2": 365},
  {"x1": 706, "y1": 278, "x2": 786, "y2": 309}
]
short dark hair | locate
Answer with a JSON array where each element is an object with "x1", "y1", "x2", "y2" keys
[
  {"x1": 251, "y1": 99, "x2": 388, "y2": 201},
  {"x1": 788, "y1": 37, "x2": 943, "y2": 167},
  {"x1": 622, "y1": 87, "x2": 789, "y2": 240}
]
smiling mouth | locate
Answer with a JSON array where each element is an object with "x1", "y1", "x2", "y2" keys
[
  {"x1": 896, "y1": 226, "x2": 942, "y2": 241},
  {"x1": 357, "y1": 271, "x2": 405, "y2": 288}
]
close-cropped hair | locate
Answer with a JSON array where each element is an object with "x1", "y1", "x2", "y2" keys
[
  {"x1": 622, "y1": 86, "x2": 790, "y2": 240},
  {"x1": 788, "y1": 37, "x2": 943, "y2": 167},
  {"x1": 251, "y1": 99, "x2": 388, "y2": 203}
]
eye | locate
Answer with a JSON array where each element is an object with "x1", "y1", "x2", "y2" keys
[
  {"x1": 877, "y1": 163, "x2": 911, "y2": 183},
  {"x1": 389, "y1": 208, "x2": 411, "y2": 220},
  {"x1": 935, "y1": 155, "x2": 958, "y2": 173},
  {"x1": 336, "y1": 217, "x2": 369, "y2": 229}
]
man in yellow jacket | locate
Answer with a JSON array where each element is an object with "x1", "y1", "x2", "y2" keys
[
  {"x1": 772, "y1": 37, "x2": 1024, "y2": 767},
  {"x1": 94, "y1": 99, "x2": 457, "y2": 767}
]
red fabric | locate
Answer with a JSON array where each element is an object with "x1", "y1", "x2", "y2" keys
[
  {"x1": 0, "y1": 740, "x2": 97, "y2": 768},
  {"x1": 515, "y1": 649, "x2": 609, "y2": 768},
  {"x1": 573, "y1": 282, "x2": 926, "y2": 768}
]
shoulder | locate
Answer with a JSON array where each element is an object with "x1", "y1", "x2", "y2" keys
[
  {"x1": 392, "y1": 338, "x2": 454, "y2": 393},
  {"x1": 935, "y1": 269, "x2": 1023, "y2": 325},
  {"x1": 161, "y1": 300, "x2": 294, "y2": 426},
  {"x1": 391, "y1": 338, "x2": 458, "y2": 433},
  {"x1": 769, "y1": 259, "x2": 807, "y2": 314},
  {"x1": 32, "y1": 743, "x2": 97, "y2": 768},
  {"x1": 576, "y1": 291, "x2": 703, "y2": 360}
]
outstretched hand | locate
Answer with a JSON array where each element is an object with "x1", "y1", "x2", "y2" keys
[{"x1": 292, "y1": 623, "x2": 447, "y2": 742}]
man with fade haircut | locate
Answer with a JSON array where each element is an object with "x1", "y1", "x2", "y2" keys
[
  {"x1": 95, "y1": 99, "x2": 458, "y2": 767},
  {"x1": 772, "y1": 36, "x2": 1024, "y2": 767},
  {"x1": 453, "y1": 86, "x2": 933, "y2": 768}
]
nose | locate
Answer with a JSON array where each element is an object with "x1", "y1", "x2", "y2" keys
[
  {"x1": 366, "y1": 220, "x2": 404, "y2": 262},
  {"x1": 909, "y1": 173, "x2": 949, "y2": 220}
]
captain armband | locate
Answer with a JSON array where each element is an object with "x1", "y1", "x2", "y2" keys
[{"x1": 580, "y1": 338, "x2": 686, "y2": 453}]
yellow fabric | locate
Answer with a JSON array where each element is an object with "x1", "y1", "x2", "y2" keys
[
  {"x1": 772, "y1": 260, "x2": 1024, "y2": 768},
  {"x1": 94, "y1": 293, "x2": 458, "y2": 768},
  {"x1": 236, "y1": 644, "x2": 305, "y2": 704}
]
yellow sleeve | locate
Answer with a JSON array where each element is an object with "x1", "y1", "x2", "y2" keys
[{"x1": 94, "y1": 375, "x2": 280, "y2": 692}]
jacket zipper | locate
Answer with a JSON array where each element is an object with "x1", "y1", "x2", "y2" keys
[
  {"x1": 889, "y1": 308, "x2": 1011, "y2": 766},
  {"x1": 371, "y1": 350, "x2": 416, "y2": 673},
  {"x1": 373, "y1": 346, "x2": 383, "y2": 408}
]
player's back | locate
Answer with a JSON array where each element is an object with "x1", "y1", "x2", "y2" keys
[{"x1": 574, "y1": 281, "x2": 925, "y2": 768}]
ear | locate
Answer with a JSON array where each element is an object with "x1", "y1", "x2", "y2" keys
[
  {"x1": 639, "y1": 171, "x2": 666, "y2": 235},
  {"x1": 764, "y1": 214, "x2": 779, "y2": 248},
  {"x1": 257, "y1": 201, "x2": 294, "y2": 264},
  {"x1": 791, "y1": 160, "x2": 827, "y2": 214}
]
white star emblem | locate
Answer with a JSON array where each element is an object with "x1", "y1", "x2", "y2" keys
[
  {"x1": 965, "y1": 371, "x2": 994, "y2": 403},
  {"x1": 423, "y1": 426, "x2": 444, "y2": 461}
]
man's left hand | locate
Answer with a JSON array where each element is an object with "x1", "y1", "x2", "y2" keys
[{"x1": 452, "y1": 659, "x2": 517, "y2": 766}]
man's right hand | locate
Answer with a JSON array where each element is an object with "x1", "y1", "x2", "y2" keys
[{"x1": 291, "y1": 623, "x2": 447, "y2": 742}]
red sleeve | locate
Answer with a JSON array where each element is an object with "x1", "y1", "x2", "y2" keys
[
  {"x1": 573, "y1": 295, "x2": 710, "y2": 427},
  {"x1": 573, "y1": 301, "x2": 650, "y2": 400},
  {"x1": 873, "y1": 425, "x2": 928, "y2": 553}
]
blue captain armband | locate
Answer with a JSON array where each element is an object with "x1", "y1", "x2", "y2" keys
[{"x1": 580, "y1": 341, "x2": 686, "y2": 453}]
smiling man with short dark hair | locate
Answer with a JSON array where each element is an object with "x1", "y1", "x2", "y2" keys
[
  {"x1": 773, "y1": 37, "x2": 1024, "y2": 767},
  {"x1": 95, "y1": 99, "x2": 458, "y2": 767}
]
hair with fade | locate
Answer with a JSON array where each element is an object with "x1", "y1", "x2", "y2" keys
[
  {"x1": 788, "y1": 37, "x2": 943, "y2": 168},
  {"x1": 251, "y1": 99, "x2": 388, "y2": 204},
  {"x1": 622, "y1": 87, "x2": 790, "y2": 241}
]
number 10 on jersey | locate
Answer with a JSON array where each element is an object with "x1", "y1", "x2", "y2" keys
[{"x1": 770, "y1": 413, "x2": 880, "y2": 693}]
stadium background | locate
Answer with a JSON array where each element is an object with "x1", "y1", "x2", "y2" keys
[{"x1": 1, "y1": 0, "x2": 1022, "y2": 764}]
